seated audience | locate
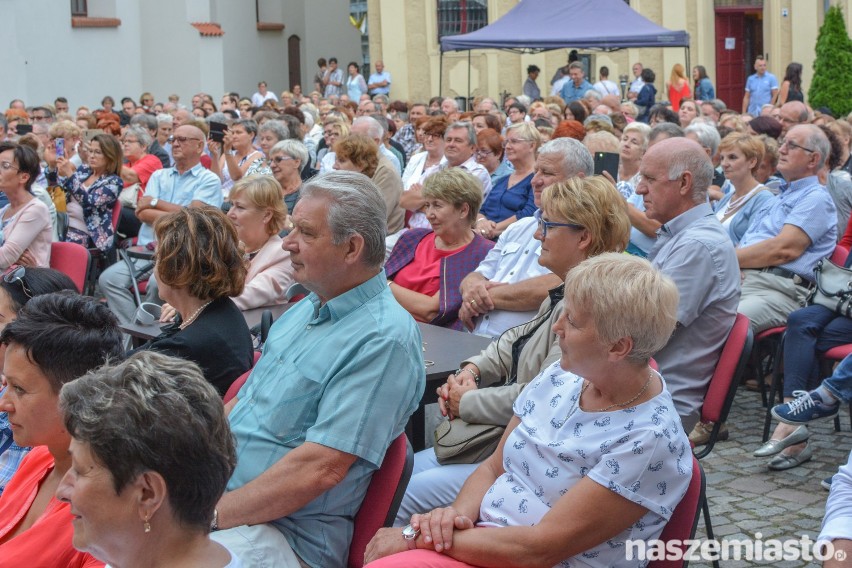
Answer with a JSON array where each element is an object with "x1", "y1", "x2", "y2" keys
[
  {"x1": 473, "y1": 128, "x2": 512, "y2": 183},
  {"x1": 0, "y1": 143, "x2": 51, "y2": 268},
  {"x1": 209, "y1": 171, "x2": 425, "y2": 568},
  {"x1": 57, "y1": 133, "x2": 122, "y2": 252},
  {"x1": 0, "y1": 293, "x2": 124, "y2": 566},
  {"x1": 209, "y1": 119, "x2": 262, "y2": 200},
  {"x1": 57, "y1": 351, "x2": 239, "y2": 568},
  {"x1": 476, "y1": 123, "x2": 540, "y2": 240},
  {"x1": 368, "y1": 253, "x2": 691, "y2": 568},
  {"x1": 386, "y1": 169, "x2": 494, "y2": 330},
  {"x1": 713, "y1": 133, "x2": 774, "y2": 244},
  {"x1": 0, "y1": 268, "x2": 80, "y2": 495},
  {"x1": 132, "y1": 206, "x2": 253, "y2": 396},
  {"x1": 246, "y1": 119, "x2": 290, "y2": 176},
  {"x1": 398, "y1": 174, "x2": 629, "y2": 523},
  {"x1": 269, "y1": 139, "x2": 309, "y2": 215}
]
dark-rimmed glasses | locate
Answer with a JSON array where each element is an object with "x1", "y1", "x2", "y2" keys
[{"x1": 534, "y1": 209, "x2": 584, "y2": 239}]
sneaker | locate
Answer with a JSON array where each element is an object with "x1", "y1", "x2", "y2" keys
[
  {"x1": 688, "y1": 421, "x2": 729, "y2": 446},
  {"x1": 822, "y1": 476, "x2": 833, "y2": 491},
  {"x1": 771, "y1": 390, "x2": 840, "y2": 425}
]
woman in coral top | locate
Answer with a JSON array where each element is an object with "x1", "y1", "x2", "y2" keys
[
  {"x1": 666, "y1": 63, "x2": 691, "y2": 112},
  {"x1": 0, "y1": 294, "x2": 124, "y2": 567}
]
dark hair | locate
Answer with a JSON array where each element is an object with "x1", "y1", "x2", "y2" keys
[
  {"x1": 0, "y1": 293, "x2": 124, "y2": 392},
  {"x1": 101, "y1": 95, "x2": 115, "y2": 107},
  {"x1": 508, "y1": 101, "x2": 527, "y2": 115},
  {"x1": 567, "y1": 101, "x2": 587, "y2": 123},
  {"x1": 91, "y1": 133, "x2": 124, "y2": 176},
  {"x1": 55, "y1": 96, "x2": 68, "y2": 105},
  {"x1": 694, "y1": 65, "x2": 709, "y2": 80},
  {"x1": 527, "y1": 65, "x2": 540, "y2": 74},
  {"x1": 31, "y1": 106, "x2": 54, "y2": 119},
  {"x1": 154, "y1": 206, "x2": 247, "y2": 301},
  {"x1": 472, "y1": 112, "x2": 502, "y2": 132},
  {"x1": 0, "y1": 142, "x2": 40, "y2": 192},
  {"x1": 819, "y1": 124, "x2": 844, "y2": 170},
  {"x1": 641, "y1": 68, "x2": 656, "y2": 83},
  {"x1": 60, "y1": 351, "x2": 236, "y2": 531},
  {"x1": 748, "y1": 116, "x2": 783, "y2": 139},
  {"x1": 0, "y1": 267, "x2": 78, "y2": 311},
  {"x1": 329, "y1": 57, "x2": 338, "y2": 64},
  {"x1": 649, "y1": 104, "x2": 679, "y2": 125},
  {"x1": 120, "y1": 97, "x2": 136, "y2": 107},
  {"x1": 600, "y1": 66, "x2": 610, "y2": 77},
  {"x1": 317, "y1": 57, "x2": 327, "y2": 67},
  {"x1": 428, "y1": 96, "x2": 443, "y2": 108},
  {"x1": 784, "y1": 62, "x2": 803, "y2": 90},
  {"x1": 348, "y1": 61, "x2": 360, "y2": 72}
]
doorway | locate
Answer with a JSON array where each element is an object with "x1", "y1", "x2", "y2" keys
[
  {"x1": 288, "y1": 35, "x2": 301, "y2": 91},
  {"x1": 714, "y1": 6, "x2": 763, "y2": 110}
]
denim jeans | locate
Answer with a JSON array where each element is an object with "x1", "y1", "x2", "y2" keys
[
  {"x1": 824, "y1": 353, "x2": 852, "y2": 403},
  {"x1": 783, "y1": 304, "x2": 852, "y2": 397}
]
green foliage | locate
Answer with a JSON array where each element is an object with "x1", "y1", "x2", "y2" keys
[{"x1": 810, "y1": 5, "x2": 852, "y2": 117}]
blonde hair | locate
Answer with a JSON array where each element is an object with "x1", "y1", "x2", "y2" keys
[
  {"x1": 48, "y1": 120, "x2": 82, "y2": 141},
  {"x1": 718, "y1": 132, "x2": 764, "y2": 175},
  {"x1": 229, "y1": 175, "x2": 288, "y2": 235},
  {"x1": 422, "y1": 168, "x2": 483, "y2": 225},
  {"x1": 623, "y1": 122, "x2": 652, "y2": 151},
  {"x1": 542, "y1": 176, "x2": 630, "y2": 257},
  {"x1": 505, "y1": 121, "x2": 543, "y2": 152},
  {"x1": 564, "y1": 253, "x2": 679, "y2": 362},
  {"x1": 670, "y1": 63, "x2": 687, "y2": 87}
]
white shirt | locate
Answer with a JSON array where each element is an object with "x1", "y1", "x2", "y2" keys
[
  {"x1": 473, "y1": 216, "x2": 551, "y2": 338},
  {"x1": 593, "y1": 79, "x2": 620, "y2": 97},
  {"x1": 251, "y1": 91, "x2": 278, "y2": 107},
  {"x1": 551, "y1": 76, "x2": 570, "y2": 97}
]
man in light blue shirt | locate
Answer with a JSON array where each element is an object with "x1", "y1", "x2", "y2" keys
[
  {"x1": 737, "y1": 124, "x2": 837, "y2": 333},
  {"x1": 742, "y1": 57, "x2": 779, "y2": 116},
  {"x1": 560, "y1": 62, "x2": 594, "y2": 104},
  {"x1": 211, "y1": 172, "x2": 425, "y2": 568},
  {"x1": 99, "y1": 123, "x2": 222, "y2": 329},
  {"x1": 367, "y1": 60, "x2": 391, "y2": 96}
]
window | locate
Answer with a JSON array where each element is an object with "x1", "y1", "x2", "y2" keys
[
  {"x1": 71, "y1": 0, "x2": 87, "y2": 16},
  {"x1": 437, "y1": 0, "x2": 488, "y2": 40}
]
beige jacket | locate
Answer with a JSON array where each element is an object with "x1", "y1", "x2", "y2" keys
[
  {"x1": 458, "y1": 285, "x2": 564, "y2": 426},
  {"x1": 372, "y1": 156, "x2": 405, "y2": 233}
]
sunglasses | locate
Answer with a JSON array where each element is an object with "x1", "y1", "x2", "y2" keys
[{"x1": 4, "y1": 266, "x2": 33, "y2": 298}]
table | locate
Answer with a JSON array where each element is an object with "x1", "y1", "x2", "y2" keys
[{"x1": 121, "y1": 307, "x2": 492, "y2": 450}]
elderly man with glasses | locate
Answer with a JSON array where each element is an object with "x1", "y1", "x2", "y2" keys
[{"x1": 98, "y1": 123, "x2": 222, "y2": 337}]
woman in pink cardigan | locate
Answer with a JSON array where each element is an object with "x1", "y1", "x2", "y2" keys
[{"x1": 0, "y1": 143, "x2": 51, "y2": 269}]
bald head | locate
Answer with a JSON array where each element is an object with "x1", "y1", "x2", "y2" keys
[
  {"x1": 779, "y1": 101, "x2": 809, "y2": 135},
  {"x1": 639, "y1": 138, "x2": 714, "y2": 222}
]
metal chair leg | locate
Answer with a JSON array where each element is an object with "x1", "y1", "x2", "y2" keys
[{"x1": 702, "y1": 496, "x2": 720, "y2": 568}]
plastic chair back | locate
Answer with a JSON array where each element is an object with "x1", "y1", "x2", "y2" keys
[{"x1": 49, "y1": 241, "x2": 91, "y2": 293}]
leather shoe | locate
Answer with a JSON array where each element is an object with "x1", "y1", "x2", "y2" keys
[
  {"x1": 688, "y1": 421, "x2": 729, "y2": 446},
  {"x1": 753, "y1": 425, "x2": 809, "y2": 457},
  {"x1": 767, "y1": 443, "x2": 813, "y2": 470}
]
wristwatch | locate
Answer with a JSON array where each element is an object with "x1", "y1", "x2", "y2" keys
[
  {"x1": 402, "y1": 524, "x2": 420, "y2": 550},
  {"x1": 150, "y1": 198, "x2": 159, "y2": 209}
]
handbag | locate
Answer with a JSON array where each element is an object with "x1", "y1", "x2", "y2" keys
[
  {"x1": 809, "y1": 258, "x2": 852, "y2": 316},
  {"x1": 433, "y1": 419, "x2": 504, "y2": 465},
  {"x1": 119, "y1": 182, "x2": 141, "y2": 209}
]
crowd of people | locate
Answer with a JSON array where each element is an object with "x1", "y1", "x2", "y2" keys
[{"x1": 0, "y1": 50, "x2": 851, "y2": 567}]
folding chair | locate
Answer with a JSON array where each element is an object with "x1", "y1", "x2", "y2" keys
[
  {"x1": 647, "y1": 456, "x2": 705, "y2": 568},
  {"x1": 49, "y1": 241, "x2": 91, "y2": 293}
]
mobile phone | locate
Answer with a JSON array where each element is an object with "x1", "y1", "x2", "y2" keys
[
  {"x1": 55, "y1": 138, "x2": 65, "y2": 158},
  {"x1": 209, "y1": 121, "x2": 227, "y2": 143},
  {"x1": 594, "y1": 152, "x2": 620, "y2": 179},
  {"x1": 15, "y1": 123, "x2": 33, "y2": 135}
]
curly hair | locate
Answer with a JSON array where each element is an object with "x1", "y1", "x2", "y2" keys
[
  {"x1": 334, "y1": 134, "x2": 379, "y2": 177},
  {"x1": 153, "y1": 206, "x2": 247, "y2": 301}
]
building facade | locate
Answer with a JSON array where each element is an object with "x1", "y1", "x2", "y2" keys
[
  {"x1": 368, "y1": 0, "x2": 849, "y2": 111},
  {"x1": 1, "y1": 0, "x2": 361, "y2": 108}
]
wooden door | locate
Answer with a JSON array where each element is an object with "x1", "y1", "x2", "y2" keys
[
  {"x1": 715, "y1": 9, "x2": 746, "y2": 110},
  {"x1": 288, "y1": 35, "x2": 301, "y2": 91}
]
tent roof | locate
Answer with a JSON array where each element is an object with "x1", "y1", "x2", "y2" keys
[{"x1": 440, "y1": 0, "x2": 689, "y2": 52}]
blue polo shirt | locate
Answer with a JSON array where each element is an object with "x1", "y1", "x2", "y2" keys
[
  {"x1": 227, "y1": 270, "x2": 425, "y2": 567},
  {"x1": 738, "y1": 176, "x2": 837, "y2": 281},
  {"x1": 745, "y1": 72, "x2": 779, "y2": 115},
  {"x1": 560, "y1": 79, "x2": 594, "y2": 103}
]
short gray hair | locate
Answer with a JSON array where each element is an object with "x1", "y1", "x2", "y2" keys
[
  {"x1": 259, "y1": 119, "x2": 290, "y2": 143},
  {"x1": 649, "y1": 122, "x2": 684, "y2": 145},
  {"x1": 129, "y1": 113, "x2": 157, "y2": 132},
  {"x1": 666, "y1": 140, "x2": 715, "y2": 203},
  {"x1": 353, "y1": 116, "x2": 384, "y2": 140},
  {"x1": 270, "y1": 139, "x2": 309, "y2": 167},
  {"x1": 156, "y1": 113, "x2": 173, "y2": 125},
  {"x1": 124, "y1": 125, "x2": 152, "y2": 147},
  {"x1": 684, "y1": 122, "x2": 721, "y2": 156},
  {"x1": 442, "y1": 97, "x2": 460, "y2": 112},
  {"x1": 232, "y1": 118, "x2": 259, "y2": 137},
  {"x1": 539, "y1": 137, "x2": 594, "y2": 177},
  {"x1": 446, "y1": 121, "x2": 477, "y2": 146},
  {"x1": 799, "y1": 124, "x2": 831, "y2": 171},
  {"x1": 301, "y1": 171, "x2": 387, "y2": 269},
  {"x1": 59, "y1": 351, "x2": 235, "y2": 531}
]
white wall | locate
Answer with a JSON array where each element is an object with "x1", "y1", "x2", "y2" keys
[{"x1": 0, "y1": 0, "x2": 360, "y2": 110}]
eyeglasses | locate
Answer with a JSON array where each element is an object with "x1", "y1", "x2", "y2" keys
[
  {"x1": 474, "y1": 149, "x2": 494, "y2": 158},
  {"x1": 502, "y1": 138, "x2": 531, "y2": 148},
  {"x1": 88, "y1": 148, "x2": 104, "y2": 156},
  {"x1": 31, "y1": 115, "x2": 50, "y2": 121},
  {"x1": 534, "y1": 209, "x2": 584, "y2": 239},
  {"x1": 272, "y1": 156, "x2": 294, "y2": 164},
  {"x1": 172, "y1": 136, "x2": 203, "y2": 145},
  {"x1": 121, "y1": 139, "x2": 141, "y2": 145},
  {"x1": 323, "y1": 131, "x2": 338, "y2": 138},
  {"x1": 780, "y1": 139, "x2": 815, "y2": 154},
  {"x1": 4, "y1": 266, "x2": 32, "y2": 298},
  {"x1": 0, "y1": 162, "x2": 19, "y2": 172}
]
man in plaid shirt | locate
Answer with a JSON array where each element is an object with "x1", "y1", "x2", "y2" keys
[{"x1": 394, "y1": 103, "x2": 427, "y2": 160}]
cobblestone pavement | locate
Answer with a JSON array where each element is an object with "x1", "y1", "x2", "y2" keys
[{"x1": 690, "y1": 387, "x2": 852, "y2": 567}]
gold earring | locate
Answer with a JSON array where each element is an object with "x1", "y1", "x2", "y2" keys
[{"x1": 144, "y1": 514, "x2": 151, "y2": 534}]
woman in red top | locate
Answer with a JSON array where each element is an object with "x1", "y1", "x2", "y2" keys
[
  {"x1": 666, "y1": 63, "x2": 691, "y2": 112},
  {"x1": 0, "y1": 294, "x2": 124, "y2": 567},
  {"x1": 121, "y1": 125, "x2": 163, "y2": 196},
  {"x1": 385, "y1": 168, "x2": 494, "y2": 330}
]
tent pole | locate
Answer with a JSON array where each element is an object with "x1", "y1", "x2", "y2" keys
[
  {"x1": 439, "y1": 51, "x2": 444, "y2": 97},
  {"x1": 468, "y1": 50, "x2": 472, "y2": 109},
  {"x1": 685, "y1": 47, "x2": 690, "y2": 88}
]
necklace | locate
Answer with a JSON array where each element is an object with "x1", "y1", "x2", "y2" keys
[
  {"x1": 568, "y1": 370, "x2": 655, "y2": 420},
  {"x1": 179, "y1": 300, "x2": 213, "y2": 330},
  {"x1": 721, "y1": 183, "x2": 762, "y2": 220}
]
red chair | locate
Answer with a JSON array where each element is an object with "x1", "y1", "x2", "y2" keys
[
  {"x1": 223, "y1": 351, "x2": 262, "y2": 404},
  {"x1": 647, "y1": 456, "x2": 705, "y2": 568},
  {"x1": 348, "y1": 433, "x2": 414, "y2": 568},
  {"x1": 49, "y1": 241, "x2": 91, "y2": 293}
]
